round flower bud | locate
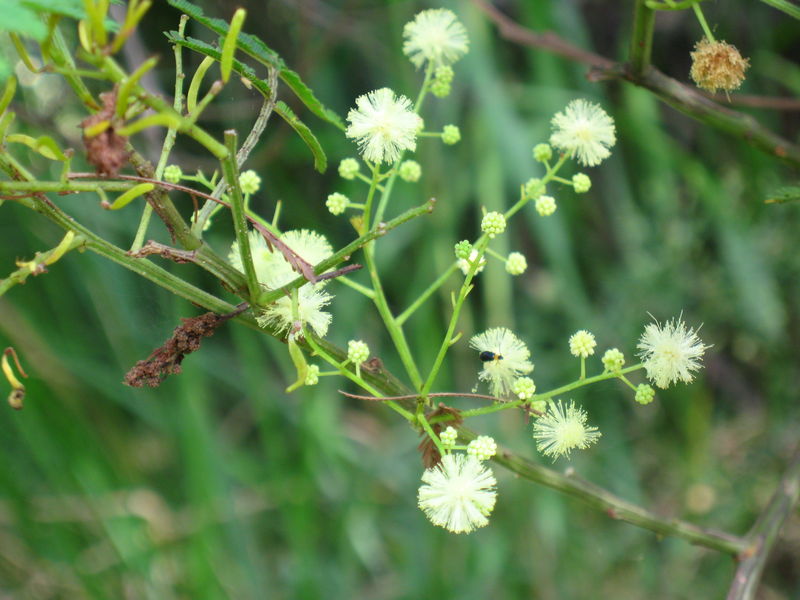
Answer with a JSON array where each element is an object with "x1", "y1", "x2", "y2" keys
[
  {"x1": 454, "y1": 240, "x2": 473, "y2": 260},
  {"x1": 690, "y1": 38, "x2": 749, "y2": 94},
  {"x1": 347, "y1": 340, "x2": 370, "y2": 365},
  {"x1": 305, "y1": 364, "x2": 320, "y2": 386},
  {"x1": 442, "y1": 124, "x2": 461, "y2": 145},
  {"x1": 435, "y1": 65, "x2": 454, "y2": 84},
  {"x1": 524, "y1": 177, "x2": 545, "y2": 199},
  {"x1": 569, "y1": 330, "x2": 596, "y2": 358},
  {"x1": 399, "y1": 160, "x2": 422, "y2": 182},
  {"x1": 635, "y1": 383, "x2": 655, "y2": 405},
  {"x1": 481, "y1": 211, "x2": 506, "y2": 238},
  {"x1": 430, "y1": 79, "x2": 452, "y2": 98},
  {"x1": 535, "y1": 195, "x2": 557, "y2": 216},
  {"x1": 530, "y1": 399, "x2": 548, "y2": 415},
  {"x1": 440, "y1": 425, "x2": 458, "y2": 448},
  {"x1": 533, "y1": 143, "x2": 552, "y2": 163},
  {"x1": 512, "y1": 376, "x2": 536, "y2": 400},
  {"x1": 164, "y1": 165, "x2": 182, "y2": 184},
  {"x1": 467, "y1": 435, "x2": 497, "y2": 461},
  {"x1": 505, "y1": 252, "x2": 527, "y2": 276},
  {"x1": 572, "y1": 173, "x2": 592, "y2": 194},
  {"x1": 239, "y1": 170, "x2": 261, "y2": 194},
  {"x1": 338, "y1": 158, "x2": 360, "y2": 180},
  {"x1": 326, "y1": 192, "x2": 349, "y2": 216},
  {"x1": 602, "y1": 348, "x2": 625, "y2": 373}
]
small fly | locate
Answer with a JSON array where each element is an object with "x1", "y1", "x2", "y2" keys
[{"x1": 479, "y1": 351, "x2": 503, "y2": 362}]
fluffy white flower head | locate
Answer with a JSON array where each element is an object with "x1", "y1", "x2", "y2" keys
[
  {"x1": 637, "y1": 315, "x2": 709, "y2": 389},
  {"x1": 549, "y1": 99, "x2": 616, "y2": 167},
  {"x1": 533, "y1": 400, "x2": 601, "y2": 461},
  {"x1": 469, "y1": 327, "x2": 533, "y2": 397},
  {"x1": 229, "y1": 229, "x2": 334, "y2": 338},
  {"x1": 346, "y1": 88, "x2": 423, "y2": 164},
  {"x1": 403, "y1": 9, "x2": 469, "y2": 69},
  {"x1": 417, "y1": 454, "x2": 497, "y2": 534}
]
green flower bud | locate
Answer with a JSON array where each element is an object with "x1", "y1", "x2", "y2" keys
[{"x1": 442, "y1": 124, "x2": 461, "y2": 145}]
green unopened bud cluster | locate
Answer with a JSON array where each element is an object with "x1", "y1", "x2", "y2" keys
[
  {"x1": 440, "y1": 425, "x2": 458, "y2": 448},
  {"x1": 399, "y1": 160, "x2": 422, "y2": 182},
  {"x1": 602, "y1": 348, "x2": 625, "y2": 372},
  {"x1": 535, "y1": 195, "x2": 557, "y2": 216},
  {"x1": 326, "y1": 192, "x2": 349, "y2": 215},
  {"x1": 239, "y1": 169, "x2": 261, "y2": 194},
  {"x1": 635, "y1": 384, "x2": 655, "y2": 405},
  {"x1": 569, "y1": 330, "x2": 596, "y2": 358},
  {"x1": 347, "y1": 340, "x2": 370, "y2": 365},
  {"x1": 572, "y1": 173, "x2": 591, "y2": 193},
  {"x1": 512, "y1": 376, "x2": 536, "y2": 400},
  {"x1": 338, "y1": 158, "x2": 360, "y2": 180},
  {"x1": 442, "y1": 125, "x2": 461, "y2": 145},
  {"x1": 305, "y1": 364, "x2": 320, "y2": 386},
  {"x1": 505, "y1": 252, "x2": 527, "y2": 276},
  {"x1": 454, "y1": 240, "x2": 473, "y2": 260},
  {"x1": 164, "y1": 164, "x2": 182, "y2": 184},
  {"x1": 481, "y1": 211, "x2": 506, "y2": 238},
  {"x1": 467, "y1": 436, "x2": 497, "y2": 461},
  {"x1": 533, "y1": 143, "x2": 552, "y2": 163},
  {"x1": 524, "y1": 178, "x2": 545, "y2": 199},
  {"x1": 431, "y1": 65, "x2": 454, "y2": 98}
]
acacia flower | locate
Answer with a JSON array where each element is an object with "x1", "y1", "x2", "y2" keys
[
  {"x1": 469, "y1": 328, "x2": 533, "y2": 397},
  {"x1": 346, "y1": 88, "x2": 423, "y2": 164},
  {"x1": 229, "y1": 230, "x2": 334, "y2": 338},
  {"x1": 417, "y1": 453, "x2": 497, "y2": 534},
  {"x1": 533, "y1": 400, "x2": 601, "y2": 460},
  {"x1": 549, "y1": 99, "x2": 616, "y2": 167},
  {"x1": 637, "y1": 315, "x2": 709, "y2": 389},
  {"x1": 569, "y1": 330, "x2": 596, "y2": 358},
  {"x1": 690, "y1": 38, "x2": 749, "y2": 94},
  {"x1": 402, "y1": 9, "x2": 469, "y2": 69}
]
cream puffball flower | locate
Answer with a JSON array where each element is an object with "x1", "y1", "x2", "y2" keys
[
  {"x1": 346, "y1": 88, "x2": 423, "y2": 164},
  {"x1": 549, "y1": 99, "x2": 616, "y2": 167},
  {"x1": 637, "y1": 315, "x2": 709, "y2": 389},
  {"x1": 229, "y1": 230, "x2": 334, "y2": 338},
  {"x1": 417, "y1": 454, "x2": 497, "y2": 534},
  {"x1": 533, "y1": 400, "x2": 601, "y2": 460},
  {"x1": 403, "y1": 9, "x2": 469, "y2": 69},
  {"x1": 469, "y1": 328, "x2": 533, "y2": 397}
]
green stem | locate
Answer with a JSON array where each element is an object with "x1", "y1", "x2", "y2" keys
[
  {"x1": 396, "y1": 262, "x2": 458, "y2": 326},
  {"x1": 420, "y1": 239, "x2": 488, "y2": 397},
  {"x1": 336, "y1": 276, "x2": 376, "y2": 298},
  {"x1": 131, "y1": 14, "x2": 188, "y2": 254},
  {"x1": 630, "y1": 0, "x2": 656, "y2": 75},
  {"x1": 222, "y1": 130, "x2": 260, "y2": 301},
  {"x1": 445, "y1": 365, "x2": 645, "y2": 421},
  {"x1": 418, "y1": 413, "x2": 446, "y2": 456},
  {"x1": 304, "y1": 328, "x2": 414, "y2": 422},
  {"x1": 691, "y1": 2, "x2": 715, "y2": 41}
]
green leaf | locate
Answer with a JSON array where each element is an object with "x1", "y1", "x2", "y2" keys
[
  {"x1": 20, "y1": 0, "x2": 86, "y2": 20},
  {"x1": 0, "y1": 57, "x2": 11, "y2": 85},
  {"x1": 765, "y1": 185, "x2": 800, "y2": 204},
  {"x1": 757, "y1": 0, "x2": 800, "y2": 20},
  {"x1": 2, "y1": 3, "x2": 48, "y2": 40},
  {"x1": 165, "y1": 0, "x2": 344, "y2": 130},
  {"x1": 274, "y1": 101, "x2": 327, "y2": 173},
  {"x1": 165, "y1": 32, "x2": 328, "y2": 172}
]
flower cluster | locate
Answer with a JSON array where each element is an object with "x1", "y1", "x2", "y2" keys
[
  {"x1": 469, "y1": 328, "x2": 533, "y2": 397},
  {"x1": 550, "y1": 99, "x2": 616, "y2": 167},
  {"x1": 637, "y1": 316, "x2": 709, "y2": 389},
  {"x1": 229, "y1": 230, "x2": 334, "y2": 338},
  {"x1": 533, "y1": 400, "x2": 601, "y2": 460},
  {"x1": 346, "y1": 88, "x2": 422, "y2": 164}
]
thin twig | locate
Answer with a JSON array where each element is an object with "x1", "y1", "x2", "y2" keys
[
  {"x1": 472, "y1": 0, "x2": 800, "y2": 167},
  {"x1": 338, "y1": 390, "x2": 502, "y2": 402},
  {"x1": 726, "y1": 445, "x2": 800, "y2": 600}
]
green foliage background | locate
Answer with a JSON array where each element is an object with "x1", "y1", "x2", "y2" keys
[{"x1": 1, "y1": 0, "x2": 799, "y2": 597}]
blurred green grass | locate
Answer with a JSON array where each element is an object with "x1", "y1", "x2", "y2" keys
[{"x1": 1, "y1": 0, "x2": 800, "y2": 598}]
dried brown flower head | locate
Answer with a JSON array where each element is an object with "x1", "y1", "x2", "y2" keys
[
  {"x1": 690, "y1": 38, "x2": 750, "y2": 95},
  {"x1": 80, "y1": 88, "x2": 128, "y2": 176}
]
